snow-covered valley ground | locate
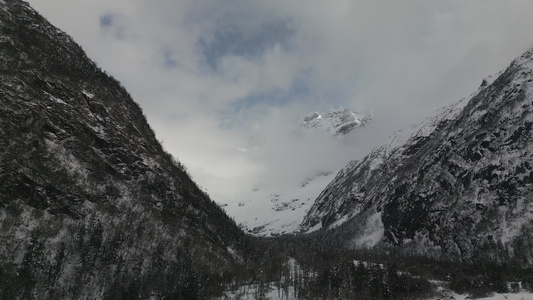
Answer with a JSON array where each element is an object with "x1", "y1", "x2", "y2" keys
[
  {"x1": 219, "y1": 288, "x2": 533, "y2": 300},
  {"x1": 220, "y1": 170, "x2": 336, "y2": 236},
  {"x1": 216, "y1": 257, "x2": 533, "y2": 300}
]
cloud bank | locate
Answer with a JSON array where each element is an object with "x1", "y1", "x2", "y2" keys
[{"x1": 27, "y1": 0, "x2": 533, "y2": 202}]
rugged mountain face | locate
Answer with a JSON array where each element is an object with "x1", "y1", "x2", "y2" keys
[
  {"x1": 302, "y1": 108, "x2": 370, "y2": 136},
  {"x1": 302, "y1": 49, "x2": 533, "y2": 264},
  {"x1": 0, "y1": 1, "x2": 249, "y2": 298}
]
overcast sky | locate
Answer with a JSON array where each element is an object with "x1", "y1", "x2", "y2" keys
[{"x1": 26, "y1": 0, "x2": 533, "y2": 203}]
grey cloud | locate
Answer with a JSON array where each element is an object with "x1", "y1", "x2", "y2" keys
[
  {"x1": 199, "y1": 19, "x2": 293, "y2": 70},
  {"x1": 99, "y1": 13, "x2": 116, "y2": 28},
  {"x1": 25, "y1": 0, "x2": 533, "y2": 205},
  {"x1": 162, "y1": 50, "x2": 180, "y2": 69},
  {"x1": 98, "y1": 12, "x2": 129, "y2": 40}
]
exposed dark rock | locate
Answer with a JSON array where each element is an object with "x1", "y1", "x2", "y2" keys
[
  {"x1": 302, "y1": 47, "x2": 533, "y2": 265},
  {"x1": 0, "y1": 1, "x2": 250, "y2": 298}
]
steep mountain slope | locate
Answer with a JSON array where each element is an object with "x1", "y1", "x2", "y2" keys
[
  {"x1": 0, "y1": 1, "x2": 250, "y2": 298},
  {"x1": 223, "y1": 170, "x2": 336, "y2": 236},
  {"x1": 302, "y1": 48, "x2": 533, "y2": 264},
  {"x1": 224, "y1": 109, "x2": 370, "y2": 236}
]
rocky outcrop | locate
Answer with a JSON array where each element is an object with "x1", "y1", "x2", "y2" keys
[{"x1": 302, "y1": 108, "x2": 371, "y2": 136}]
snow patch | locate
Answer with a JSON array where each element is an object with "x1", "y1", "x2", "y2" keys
[
  {"x1": 305, "y1": 222, "x2": 322, "y2": 233},
  {"x1": 328, "y1": 214, "x2": 350, "y2": 229},
  {"x1": 353, "y1": 211, "x2": 384, "y2": 247},
  {"x1": 44, "y1": 91, "x2": 67, "y2": 105},
  {"x1": 448, "y1": 291, "x2": 533, "y2": 300},
  {"x1": 44, "y1": 139, "x2": 89, "y2": 183},
  {"x1": 82, "y1": 90, "x2": 94, "y2": 98}
]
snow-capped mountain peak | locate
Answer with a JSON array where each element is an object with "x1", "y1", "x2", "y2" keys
[{"x1": 302, "y1": 108, "x2": 371, "y2": 136}]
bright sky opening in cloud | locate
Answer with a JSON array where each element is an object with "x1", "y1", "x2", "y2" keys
[{"x1": 26, "y1": 0, "x2": 533, "y2": 204}]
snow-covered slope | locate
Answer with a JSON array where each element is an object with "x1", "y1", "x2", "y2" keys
[
  {"x1": 222, "y1": 171, "x2": 336, "y2": 236},
  {"x1": 302, "y1": 48, "x2": 533, "y2": 264},
  {"x1": 224, "y1": 108, "x2": 370, "y2": 236}
]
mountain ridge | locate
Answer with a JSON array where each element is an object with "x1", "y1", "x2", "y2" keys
[
  {"x1": 301, "y1": 47, "x2": 533, "y2": 264},
  {"x1": 0, "y1": 1, "x2": 251, "y2": 298}
]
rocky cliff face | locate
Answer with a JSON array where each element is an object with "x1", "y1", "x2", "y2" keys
[
  {"x1": 0, "y1": 1, "x2": 248, "y2": 298},
  {"x1": 302, "y1": 48, "x2": 533, "y2": 264}
]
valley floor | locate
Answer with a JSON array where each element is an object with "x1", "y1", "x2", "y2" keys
[
  {"x1": 217, "y1": 287, "x2": 533, "y2": 300},
  {"x1": 216, "y1": 279, "x2": 533, "y2": 300},
  {"x1": 447, "y1": 291, "x2": 533, "y2": 300}
]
